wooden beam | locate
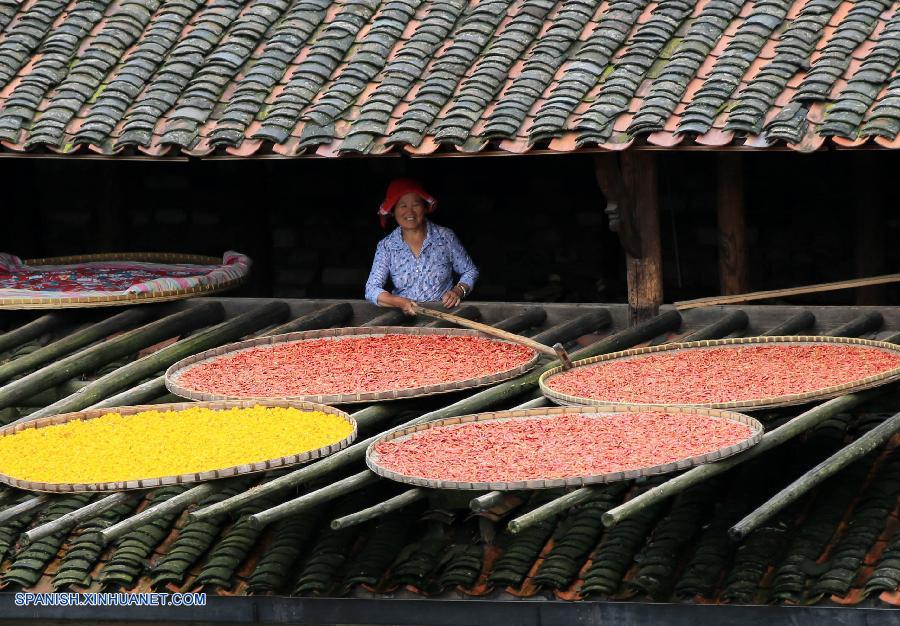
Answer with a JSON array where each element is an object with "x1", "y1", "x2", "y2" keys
[
  {"x1": 621, "y1": 152, "x2": 663, "y2": 325},
  {"x1": 716, "y1": 153, "x2": 748, "y2": 295}
]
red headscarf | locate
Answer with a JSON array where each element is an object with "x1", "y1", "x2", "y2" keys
[{"x1": 378, "y1": 178, "x2": 436, "y2": 228}]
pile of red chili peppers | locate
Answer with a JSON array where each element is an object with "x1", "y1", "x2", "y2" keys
[
  {"x1": 373, "y1": 412, "x2": 755, "y2": 483},
  {"x1": 546, "y1": 344, "x2": 900, "y2": 404},
  {"x1": 177, "y1": 335, "x2": 534, "y2": 397}
]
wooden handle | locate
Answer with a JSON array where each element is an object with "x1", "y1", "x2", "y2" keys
[
  {"x1": 675, "y1": 273, "x2": 900, "y2": 310},
  {"x1": 412, "y1": 304, "x2": 573, "y2": 368}
]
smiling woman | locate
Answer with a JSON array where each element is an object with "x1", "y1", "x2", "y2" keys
[{"x1": 364, "y1": 178, "x2": 480, "y2": 315}]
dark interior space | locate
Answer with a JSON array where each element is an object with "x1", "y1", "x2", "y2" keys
[{"x1": 2, "y1": 150, "x2": 897, "y2": 306}]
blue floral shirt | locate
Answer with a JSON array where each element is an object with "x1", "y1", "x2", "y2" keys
[{"x1": 365, "y1": 221, "x2": 479, "y2": 305}]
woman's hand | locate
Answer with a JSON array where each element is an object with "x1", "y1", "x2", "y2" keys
[
  {"x1": 395, "y1": 297, "x2": 418, "y2": 316},
  {"x1": 441, "y1": 287, "x2": 463, "y2": 309}
]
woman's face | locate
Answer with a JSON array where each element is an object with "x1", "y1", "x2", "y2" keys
[{"x1": 393, "y1": 192, "x2": 426, "y2": 229}]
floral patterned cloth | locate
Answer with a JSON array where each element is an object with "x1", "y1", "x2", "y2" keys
[
  {"x1": 364, "y1": 220, "x2": 479, "y2": 305},
  {"x1": 0, "y1": 252, "x2": 251, "y2": 299}
]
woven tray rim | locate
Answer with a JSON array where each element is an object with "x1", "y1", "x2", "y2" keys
[
  {"x1": 164, "y1": 326, "x2": 540, "y2": 405},
  {"x1": 539, "y1": 335, "x2": 900, "y2": 411},
  {"x1": 0, "y1": 400, "x2": 356, "y2": 493},
  {"x1": 0, "y1": 252, "x2": 247, "y2": 309},
  {"x1": 365, "y1": 405, "x2": 763, "y2": 490}
]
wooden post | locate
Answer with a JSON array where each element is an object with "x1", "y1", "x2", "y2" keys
[
  {"x1": 716, "y1": 154, "x2": 748, "y2": 296},
  {"x1": 621, "y1": 152, "x2": 663, "y2": 325}
]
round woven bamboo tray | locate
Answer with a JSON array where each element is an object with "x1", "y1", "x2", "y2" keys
[
  {"x1": 365, "y1": 405, "x2": 764, "y2": 490},
  {"x1": 540, "y1": 335, "x2": 900, "y2": 411},
  {"x1": 164, "y1": 326, "x2": 540, "y2": 405},
  {"x1": 0, "y1": 400, "x2": 356, "y2": 493},
  {"x1": 0, "y1": 253, "x2": 248, "y2": 309}
]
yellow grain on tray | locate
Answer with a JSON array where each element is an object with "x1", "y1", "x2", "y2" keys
[{"x1": 0, "y1": 406, "x2": 353, "y2": 485}]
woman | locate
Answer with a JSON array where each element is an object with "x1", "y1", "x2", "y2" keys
[{"x1": 365, "y1": 179, "x2": 479, "y2": 315}]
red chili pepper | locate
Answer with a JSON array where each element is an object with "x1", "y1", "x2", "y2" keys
[
  {"x1": 177, "y1": 335, "x2": 534, "y2": 397},
  {"x1": 373, "y1": 412, "x2": 754, "y2": 483},
  {"x1": 546, "y1": 344, "x2": 900, "y2": 404}
]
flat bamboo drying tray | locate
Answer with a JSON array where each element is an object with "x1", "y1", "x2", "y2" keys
[
  {"x1": 0, "y1": 400, "x2": 356, "y2": 493},
  {"x1": 165, "y1": 326, "x2": 540, "y2": 405},
  {"x1": 366, "y1": 405, "x2": 763, "y2": 490},
  {"x1": 0, "y1": 253, "x2": 248, "y2": 309},
  {"x1": 540, "y1": 335, "x2": 900, "y2": 411}
]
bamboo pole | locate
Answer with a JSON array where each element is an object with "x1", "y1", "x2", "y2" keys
[
  {"x1": 413, "y1": 303, "x2": 574, "y2": 367},
  {"x1": 0, "y1": 495, "x2": 48, "y2": 525},
  {"x1": 762, "y1": 311, "x2": 815, "y2": 336},
  {"x1": 675, "y1": 274, "x2": 900, "y2": 310},
  {"x1": 679, "y1": 310, "x2": 747, "y2": 342},
  {"x1": 827, "y1": 311, "x2": 883, "y2": 337},
  {"x1": 330, "y1": 488, "x2": 426, "y2": 530},
  {"x1": 509, "y1": 489, "x2": 592, "y2": 534},
  {"x1": 247, "y1": 470, "x2": 379, "y2": 529},
  {"x1": 492, "y1": 306, "x2": 546, "y2": 333},
  {"x1": 23, "y1": 492, "x2": 135, "y2": 544},
  {"x1": 0, "y1": 308, "x2": 156, "y2": 385},
  {"x1": 423, "y1": 304, "x2": 480, "y2": 328},
  {"x1": 90, "y1": 376, "x2": 168, "y2": 409},
  {"x1": 192, "y1": 311, "x2": 680, "y2": 523},
  {"x1": 19, "y1": 301, "x2": 289, "y2": 422},
  {"x1": 601, "y1": 389, "x2": 891, "y2": 528},
  {"x1": 728, "y1": 410, "x2": 900, "y2": 541},
  {"x1": 0, "y1": 303, "x2": 222, "y2": 412},
  {"x1": 99, "y1": 484, "x2": 217, "y2": 545},
  {"x1": 363, "y1": 309, "x2": 408, "y2": 326},
  {"x1": 265, "y1": 303, "x2": 353, "y2": 336},
  {"x1": 0, "y1": 314, "x2": 64, "y2": 355}
]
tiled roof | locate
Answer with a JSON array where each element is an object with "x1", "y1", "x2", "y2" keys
[{"x1": 0, "y1": 0, "x2": 898, "y2": 158}]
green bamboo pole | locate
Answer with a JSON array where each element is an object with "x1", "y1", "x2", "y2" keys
[
  {"x1": 90, "y1": 376, "x2": 168, "y2": 409},
  {"x1": 0, "y1": 308, "x2": 156, "y2": 385},
  {"x1": 762, "y1": 311, "x2": 815, "y2": 336},
  {"x1": 265, "y1": 302, "x2": 353, "y2": 335},
  {"x1": 99, "y1": 484, "x2": 218, "y2": 545},
  {"x1": 0, "y1": 314, "x2": 64, "y2": 355},
  {"x1": 21, "y1": 380, "x2": 89, "y2": 406},
  {"x1": 191, "y1": 311, "x2": 681, "y2": 522},
  {"x1": 330, "y1": 488, "x2": 426, "y2": 530},
  {"x1": 508, "y1": 490, "x2": 594, "y2": 534},
  {"x1": 492, "y1": 306, "x2": 546, "y2": 333},
  {"x1": 0, "y1": 495, "x2": 48, "y2": 525},
  {"x1": 827, "y1": 311, "x2": 883, "y2": 337},
  {"x1": 247, "y1": 470, "x2": 379, "y2": 529},
  {"x1": 728, "y1": 410, "x2": 900, "y2": 541},
  {"x1": 679, "y1": 310, "x2": 748, "y2": 342},
  {"x1": 0, "y1": 303, "x2": 222, "y2": 412},
  {"x1": 23, "y1": 492, "x2": 135, "y2": 544},
  {"x1": 363, "y1": 309, "x2": 408, "y2": 326},
  {"x1": 19, "y1": 302, "x2": 289, "y2": 422},
  {"x1": 422, "y1": 305, "x2": 480, "y2": 327}
]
